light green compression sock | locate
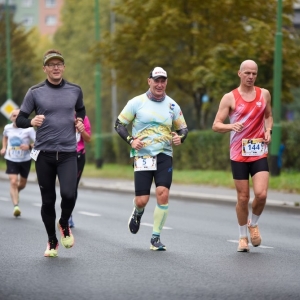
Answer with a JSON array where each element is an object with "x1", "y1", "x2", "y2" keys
[{"x1": 152, "y1": 203, "x2": 169, "y2": 236}]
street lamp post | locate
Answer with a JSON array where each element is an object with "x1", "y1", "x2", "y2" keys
[
  {"x1": 94, "y1": 0, "x2": 103, "y2": 168},
  {"x1": 270, "y1": 0, "x2": 283, "y2": 176}
]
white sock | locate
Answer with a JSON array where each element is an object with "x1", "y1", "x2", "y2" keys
[
  {"x1": 250, "y1": 213, "x2": 260, "y2": 226},
  {"x1": 238, "y1": 224, "x2": 248, "y2": 238}
]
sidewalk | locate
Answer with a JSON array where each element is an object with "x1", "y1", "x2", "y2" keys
[{"x1": 0, "y1": 171, "x2": 299, "y2": 211}]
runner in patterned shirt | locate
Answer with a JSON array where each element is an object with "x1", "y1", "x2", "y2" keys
[{"x1": 115, "y1": 67, "x2": 188, "y2": 251}]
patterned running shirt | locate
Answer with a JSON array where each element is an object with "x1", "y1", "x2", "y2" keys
[{"x1": 118, "y1": 93, "x2": 187, "y2": 157}]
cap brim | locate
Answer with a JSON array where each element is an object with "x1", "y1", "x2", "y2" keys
[
  {"x1": 44, "y1": 54, "x2": 64, "y2": 65},
  {"x1": 152, "y1": 76, "x2": 167, "y2": 79}
]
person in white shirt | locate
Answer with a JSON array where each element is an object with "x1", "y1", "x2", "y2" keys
[{"x1": 1, "y1": 109, "x2": 36, "y2": 217}]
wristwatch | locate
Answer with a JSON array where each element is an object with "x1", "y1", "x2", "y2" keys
[{"x1": 267, "y1": 128, "x2": 272, "y2": 135}]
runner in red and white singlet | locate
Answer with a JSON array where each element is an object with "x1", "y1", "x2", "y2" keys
[{"x1": 212, "y1": 60, "x2": 273, "y2": 253}]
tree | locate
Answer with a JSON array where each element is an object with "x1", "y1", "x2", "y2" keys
[
  {"x1": 0, "y1": 8, "x2": 41, "y2": 126},
  {"x1": 97, "y1": 0, "x2": 300, "y2": 129}
]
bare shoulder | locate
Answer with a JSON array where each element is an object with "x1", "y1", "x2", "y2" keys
[
  {"x1": 261, "y1": 88, "x2": 271, "y2": 100},
  {"x1": 220, "y1": 91, "x2": 235, "y2": 108}
]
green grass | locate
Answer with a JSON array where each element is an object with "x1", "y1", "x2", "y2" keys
[{"x1": 1, "y1": 160, "x2": 299, "y2": 193}]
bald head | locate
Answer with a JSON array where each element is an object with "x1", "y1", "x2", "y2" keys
[
  {"x1": 239, "y1": 60, "x2": 258, "y2": 72},
  {"x1": 10, "y1": 109, "x2": 20, "y2": 121}
]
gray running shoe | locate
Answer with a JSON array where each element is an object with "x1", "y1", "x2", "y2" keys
[
  {"x1": 150, "y1": 236, "x2": 166, "y2": 251},
  {"x1": 128, "y1": 207, "x2": 144, "y2": 234}
]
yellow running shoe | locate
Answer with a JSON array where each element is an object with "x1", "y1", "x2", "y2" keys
[
  {"x1": 237, "y1": 237, "x2": 249, "y2": 252},
  {"x1": 248, "y1": 221, "x2": 262, "y2": 247},
  {"x1": 44, "y1": 240, "x2": 59, "y2": 257},
  {"x1": 13, "y1": 206, "x2": 21, "y2": 217},
  {"x1": 57, "y1": 221, "x2": 74, "y2": 248}
]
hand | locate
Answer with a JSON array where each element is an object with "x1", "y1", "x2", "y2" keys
[
  {"x1": 131, "y1": 138, "x2": 143, "y2": 150},
  {"x1": 264, "y1": 131, "x2": 272, "y2": 145},
  {"x1": 19, "y1": 144, "x2": 29, "y2": 150},
  {"x1": 232, "y1": 122, "x2": 244, "y2": 133},
  {"x1": 171, "y1": 132, "x2": 181, "y2": 146},
  {"x1": 0, "y1": 148, "x2": 5, "y2": 156},
  {"x1": 31, "y1": 115, "x2": 45, "y2": 127},
  {"x1": 75, "y1": 121, "x2": 85, "y2": 133}
]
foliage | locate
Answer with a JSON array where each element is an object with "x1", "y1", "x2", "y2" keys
[
  {"x1": 0, "y1": 11, "x2": 41, "y2": 127},
  {"x1": 97, "y1": 0, "x2": 300, "y2": 130}
]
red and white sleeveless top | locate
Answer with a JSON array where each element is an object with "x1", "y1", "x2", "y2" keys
[{"x1": 229, "y1": 86, "x2": 267, "y2": 162}]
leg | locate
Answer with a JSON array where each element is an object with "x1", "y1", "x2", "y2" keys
[
  {"x1": 57, "y1": 152, "x2": 77, "y2": 225},
  {"x1": 18, "y1": 177, "x2": 27, "y2": 193},
  {"x1": 35, "y1": 152, "x2": 58, "y2": 239},
  {"x1": 150, "y1": 154, "x2": 172, "y2": 251},
  {"x1": 8, "y1": 174, "x2": 19, "y2": 206},
  {"x1": 251, "y1": 171, "x2": 269, "y2": 216},
  {"x1": 234, "y1": 180, "x2": 250, "y2": 226}
]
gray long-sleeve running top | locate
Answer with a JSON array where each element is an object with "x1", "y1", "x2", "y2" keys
[{"x1": 16, "y1": 79, "x2": 86, "y2": 152}]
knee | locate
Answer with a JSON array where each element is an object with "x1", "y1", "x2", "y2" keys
[
  {"x1": 237, "y1": 194, "x2": 250, "y2": 207},
  {"x1": 255, "y1": 191, "x2": 267, "y2": 203},
  {"x1": 156, "y1": 187, "x2": 169, "y2": 204}
]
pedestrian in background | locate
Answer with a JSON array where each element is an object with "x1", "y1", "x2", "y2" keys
[
  {"x1": 16, "y1": 49, "x2": 86, "y2": 258},
  {"x1": 69, "y1": 114, "x2": 92, "y2": 228},
  {"x1": 212, "y1": 59, "x2": 273, "y2": 252},
  {"x1": 115, "y1": 67, "x2": 188, "y2": 251},
  {"x1": 1, "y1": 109, "x2": 36, "y2": 217}
]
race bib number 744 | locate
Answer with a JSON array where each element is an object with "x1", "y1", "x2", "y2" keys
[{"x1": 242, "y1": 138, "x2": 267, "y2": 156}]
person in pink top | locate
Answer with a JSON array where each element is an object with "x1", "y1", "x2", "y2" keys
[
  {"x1": 69, "y1": 115, "x2": 91, "y2": 228},
  {"x1": 212, "y1": 60, "x2": 273, "y2": 253}
]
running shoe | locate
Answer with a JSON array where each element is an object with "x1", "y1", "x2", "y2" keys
[
  {"x1": 150, "y1": 236, "x2": 166, "y2": 251},
  {"x1": 237, "y1": 237, "x2": 249, "y2": 252},
  {"x1": 248, "y1": 220, "x2": 262, "y2": 247},
  {"x1": 13, "y1": 206, "x2": 21, "y2": 217},
  {"x1": 69, "y1": 215, "x2": 75, "y2": 228},
  {"x1": 44, "y1": 240, "x2": 59, "y2": 257},
  {"x1": 57, "y1": 221, "x2": 74, "y2": 248},
  {"x1": 128, "y1": 206, "x2": 144, "y2": 234}
]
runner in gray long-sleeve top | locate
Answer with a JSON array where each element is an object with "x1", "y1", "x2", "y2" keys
[{"x1": 16, "y1": 49, "x2": 86, "y2": 258}]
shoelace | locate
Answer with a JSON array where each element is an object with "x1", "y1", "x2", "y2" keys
[{"x1": 250, "y1": 227, "x2": 259, "y2": 239}]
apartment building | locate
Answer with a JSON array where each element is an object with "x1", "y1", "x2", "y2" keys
[{"x1": 0, "y1": 0, "x2": 64, "y2": 36}]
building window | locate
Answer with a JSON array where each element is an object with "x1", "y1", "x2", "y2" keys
[
  {"x1": 22, "y1": 0, "x2": 33, "y2": 7},
  {"x1": 45, "y1": 15, "x2": 57, "y2": 26},
  {"x1": 22, "y1": 15, "x2": 33, "y2": 26},
  {"x1": 45, "y1": 0, "x2": 56, "y2": 8}
]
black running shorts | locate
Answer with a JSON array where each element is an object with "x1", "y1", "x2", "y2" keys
[
  {"x1": 230, "y1": 157, "x2": 269, "y2": 180},
  {"x1": 5, "y1": 159, "x2": 32, "y2": 179},
  {"x1": 134, "y1": 153, "x2": 173, "y2": 196}
]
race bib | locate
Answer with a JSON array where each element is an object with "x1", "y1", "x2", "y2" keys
[
  {"x1": 30, "y1": 148, "x2": 40, "y2": 161},
  {"x1": 242, "y1": 138, "x2": 266, "y2": 156},
  {"x1": 134, "y1": 156, "x2": 157, "y2": 171},
  {"x1": 8, "y1": 146, "x2": 24, "y2": 159}
]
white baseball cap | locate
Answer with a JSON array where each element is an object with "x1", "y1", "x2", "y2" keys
[{"x1": 149, "y1": 67, "x2": 167, "y2": 79}]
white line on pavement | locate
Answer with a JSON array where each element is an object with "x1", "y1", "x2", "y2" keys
[
  {"x1": 227, "y1": 239, "x2": 274, "y2": 249},
  {"x1": 78, "y1": 211, "x2": 101, "y2": 217},
  {"x1": 141, "y1": 222, "x2": 172, "y2": 230}
]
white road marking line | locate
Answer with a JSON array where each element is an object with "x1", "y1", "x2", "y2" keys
[
  {"x1": 141, "y1": 222, "x2": 172, "y2": 230},
  {"x1": 227, "y1": 239, "x2": 274, "y2": 249},
  {"x1": 0, "y1": 197, "x2": 9, "y2": 201},
  {"x1": 78, "y1": 211, "x2": 101, "y2": 217}
]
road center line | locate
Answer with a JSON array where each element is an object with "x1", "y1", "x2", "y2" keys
[
  {"x1": 78, "y1": 211, "x2": 101, "y2": 217},
  {"x1": 141, "y1": 222, "x2": 172, "y2": 230}
]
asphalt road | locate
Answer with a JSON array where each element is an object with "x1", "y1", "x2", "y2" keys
[{"x1": 0, "y1": 181, "x2": 299, "y2": 300}]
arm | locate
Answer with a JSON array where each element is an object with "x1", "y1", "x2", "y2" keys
[
  {"x1": 263, "y1": 89, "x2": 273, "y2": 144},
  {"x1": 212, "y1": 93, "x2": 244, "y2": 133},
  {"x1": 171, "y1": 127, "x2": 189, "y2": 146},
  {"x1": 0, "y1": 136, "x2": 8, "y2": 156},
  {"x1": 16, "y1": 110, "x2": 45, "y2": 128},
  {"x1": 114, "y1": 118, "x2": 134, "y2": 145},
  {"x1": 76, "y1": 117, "x2": 91, "y2": 143},
  {"x1": 75, "y1": 89, "x2": 86, "y2": 120}
]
